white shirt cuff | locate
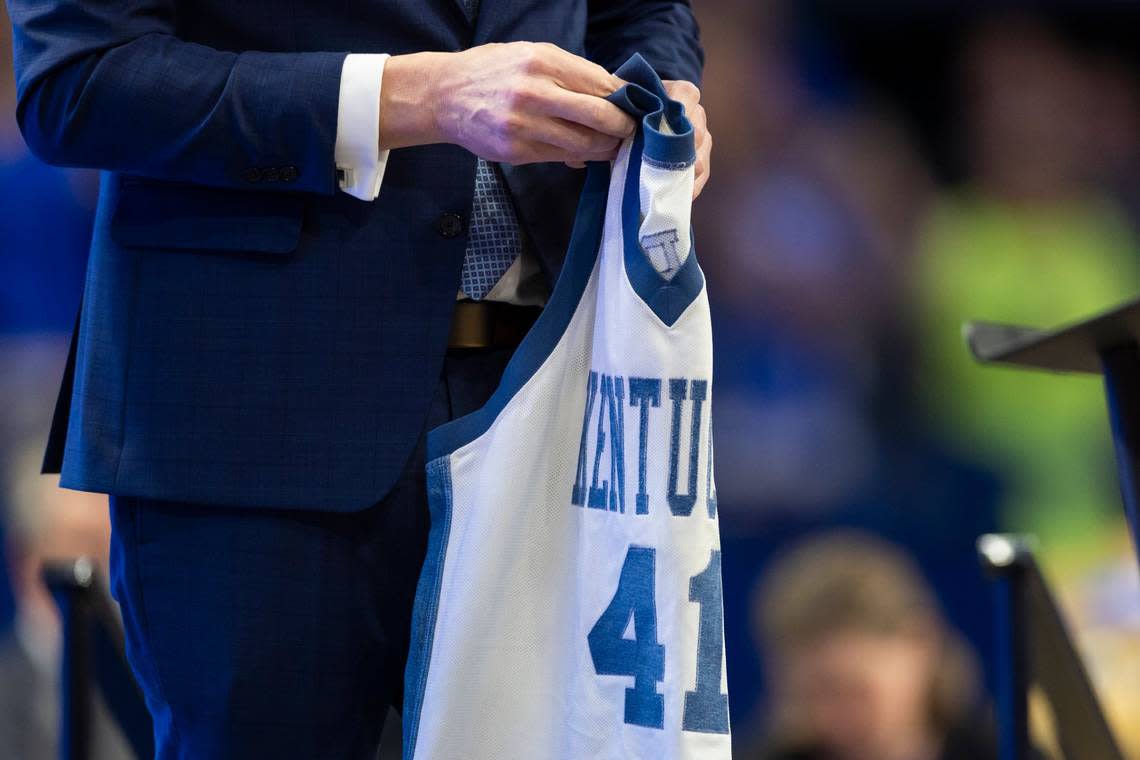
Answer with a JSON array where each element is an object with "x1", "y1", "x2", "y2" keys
[{"x1": 335, "y1": 53, "x2": 391, "y2": 201}]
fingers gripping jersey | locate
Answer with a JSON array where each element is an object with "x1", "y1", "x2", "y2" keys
[{"x1": 404, "y1": 54, "x2": 730, "y2": 760}]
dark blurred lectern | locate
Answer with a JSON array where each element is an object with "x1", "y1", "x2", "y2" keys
[
  {"x1": 966, "y1": 298, "x2": 1140, "y2": 760},
  {"x1": 966, "y1": 294, "x2": 1140, "y2": 566}
]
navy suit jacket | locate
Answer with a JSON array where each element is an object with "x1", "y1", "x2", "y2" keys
[{"x1": 9, "y1": 0, "x2": 703, "y2": 511}]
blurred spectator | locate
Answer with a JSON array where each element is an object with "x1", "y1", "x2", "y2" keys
[
  {"x1": 696, "y1": 0, "x2": 936, "y2": 523},
  {"x1": 0, "y1": 337, "x2": 129, "y2": 759},
  {"x1": 1082, "y1": 54, "x2": 1140, "y2": 224},
  {"x1": 708, "y1": 107, "x2": 934, "y2": 519},
  {"x1": 0, "y1": 3, "x2": 96, "y2": 334},
  {"x1": 690, "y1": 0, "x2": 1000, "y2": 733},
  {"x1": 746, "y1": 532, "x2": 992, "y2": 760},
  {"x1": 911, "y1": 16, "x2": 1140, "y2": 568},
  {"x1": 0, "y1": 0, "x2": 97, "y2": 638}
]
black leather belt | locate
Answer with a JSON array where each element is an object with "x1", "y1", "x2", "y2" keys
[{"x1": 448, "y1": 301, "x2": 542, "y2": 349}]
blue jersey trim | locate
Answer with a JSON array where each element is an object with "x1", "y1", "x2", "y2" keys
[
  {"x1": 621, "y1": 126, "x2": 704, "y2": 327},
  {"x1": 403, "y1": 456, "x2": 454, "y2": 760},
  {"x1": 608, "y1": 53, "x2": 697, "y2": 168},
  {"x1": 610, "y1": 54, "x2": 704, "y2": 327}
]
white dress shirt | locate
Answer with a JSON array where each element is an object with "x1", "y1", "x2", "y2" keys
[{"x1": 334, "y1": 54, "x2": 547, "y2": 306}]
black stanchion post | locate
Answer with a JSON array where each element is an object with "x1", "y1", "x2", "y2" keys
[
  {"x1": 47, "y1": 559, "x2": 96, "y2": 760},
  {"x1": 977, "y1": 534, "x2": 1126, "y2": 760},
  {"x1": 979, "y1": 535, "x2": 1031, "y2": 760},
  {"x1": 44, "y1": 558, "x2": 156, "y2": 760},
  {"x1": 966, "y1": 303, "x2": 1140, "y2": 575}
]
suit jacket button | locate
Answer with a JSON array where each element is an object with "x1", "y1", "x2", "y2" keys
[
  {"x1": 280, "y1": 165, "x2": 299, "y2": 182},
  {"x1": 263, "y1": 167, "x2": 280, "y2": 182},
  {"x1": 242, "y1": 167, "x2": 263, "y2": 183},
  {"x1": 437, "y1": 213, "x2": 464, "y2": 238}
]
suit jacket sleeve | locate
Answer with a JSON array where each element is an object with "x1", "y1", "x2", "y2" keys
[
  {"x1": 586, "y1": 0, "x2": 704, "y2": 86},
  {"x1": 8, "y1": 0, "x2": 347, "y2": 195}
]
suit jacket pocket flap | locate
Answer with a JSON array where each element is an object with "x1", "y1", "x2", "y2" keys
[{"x1": 110, "y1": 179, "x2": 304, "y2": 254}]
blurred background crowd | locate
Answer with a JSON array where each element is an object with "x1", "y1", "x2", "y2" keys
[{"x1": 3, "y1": 0, "x2": 1140, "y2": 758}]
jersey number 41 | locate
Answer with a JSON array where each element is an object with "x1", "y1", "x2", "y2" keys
[{"x1": 587, "y1": 546, "x2": 730, "y2": 734}]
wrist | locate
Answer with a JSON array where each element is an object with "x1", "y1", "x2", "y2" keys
[{"x1": 378, "y1": 51, "x2": 450, "y2": 149}]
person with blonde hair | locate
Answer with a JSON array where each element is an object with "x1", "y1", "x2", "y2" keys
[{"x1": 749, "y1": 531, "x2": 994, "y2": 760}]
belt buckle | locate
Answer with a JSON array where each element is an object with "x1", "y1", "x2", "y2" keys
[{"x1": 449, "y1": 301, "x2": 494, "y2": 349}]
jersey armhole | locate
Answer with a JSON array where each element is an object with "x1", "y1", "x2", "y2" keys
[
  {"x1": 610, "y1": 55, "x2": 705, "y2": 327},
  {"x1": 622, "y1": 127, "x2": 703, "y2": 327}
]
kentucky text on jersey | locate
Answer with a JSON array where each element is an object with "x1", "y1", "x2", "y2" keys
[{"x1": 572, "y1": 371, "x2": 716, "y2": 518}]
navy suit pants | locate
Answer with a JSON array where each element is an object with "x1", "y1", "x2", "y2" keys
[{"x1": 108, "y1": 347, "x2": 514, "y2": 759}]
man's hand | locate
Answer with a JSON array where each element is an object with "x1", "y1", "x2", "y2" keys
[
  {"x1": 663, "y1": 80, "x2": 711, "y2": 200},
  {"x1": 380, "y1": 42, "x2": 635, "y2": 166}
]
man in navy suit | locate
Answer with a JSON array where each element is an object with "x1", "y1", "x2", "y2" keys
[{"x1": 8, "y1": 0, "x2": 708, "y2": 755}]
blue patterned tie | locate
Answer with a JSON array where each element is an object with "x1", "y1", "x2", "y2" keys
[{"x1": 458, "y1": 0, "x2": 524, "y2": 301}]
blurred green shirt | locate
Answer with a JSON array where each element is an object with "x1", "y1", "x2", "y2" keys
[{"x1": 915, "y1": 191, "x2": 1140, "y2": 562}]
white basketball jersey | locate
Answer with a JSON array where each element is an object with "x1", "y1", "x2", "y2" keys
[{"x1": 403, "y1": 54, "x2": 730, "y2": 760}]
